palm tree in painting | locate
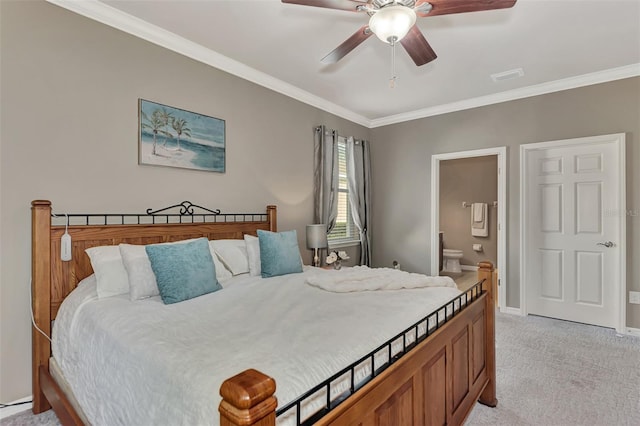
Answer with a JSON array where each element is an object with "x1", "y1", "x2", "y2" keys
[
  {"x1": 141, "y1": 109, "x2": 172, "y2": 155},
  {"x1": 170, "y1": 117, "x2": 191, "y2": 151},
  {"x1": 158, "y1": 108, "x2": 174, "y2": 147}
]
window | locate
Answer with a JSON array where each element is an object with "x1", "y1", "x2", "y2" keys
[{"x1": 328, "y1": 137, "x2": 359, "y2": 245}]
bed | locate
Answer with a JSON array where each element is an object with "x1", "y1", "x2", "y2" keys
[{"x1": 31, "y1": 200, "x2": 497, "y2": 426}]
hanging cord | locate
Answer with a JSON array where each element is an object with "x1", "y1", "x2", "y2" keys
[
  {"x1": 30, "y1": 277, "x2": 52, "y2": 344},
  {"x1": 389, "y1": 38, "x2": 397, "y2": 88}
]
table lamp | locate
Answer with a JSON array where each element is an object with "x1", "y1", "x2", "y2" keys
[{"x1": 306, "y1": 224, "x2": 328, "y2": 267}]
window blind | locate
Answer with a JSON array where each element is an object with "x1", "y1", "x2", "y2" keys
[{"x1": 328, "y1": 137, "x2": 358, "y2": 244}]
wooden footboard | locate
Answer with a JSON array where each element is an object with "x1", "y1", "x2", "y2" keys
[{"x1": 220, "y1": 262, "x2": 496, "y2": 426}]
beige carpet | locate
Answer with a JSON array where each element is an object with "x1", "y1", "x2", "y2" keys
[
  {"x1": 466, "y1": 313, "x2": 640, "y2": 425},
  {"x1": 3, "y1": 312, "x2": 639, "y2": 426}
]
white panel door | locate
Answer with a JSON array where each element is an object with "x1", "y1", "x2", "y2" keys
[{"x1": 523, "y1": 135, "x2": 624, "y2": 329}]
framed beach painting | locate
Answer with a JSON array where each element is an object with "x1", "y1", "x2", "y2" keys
[{"x1": 139, "y1": 99, "x2": 225, "y2": 173}]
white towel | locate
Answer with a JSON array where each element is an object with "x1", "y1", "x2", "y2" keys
[
  {"x1": 471, "y1": 203, "x2": 488, "y2": 237},
  {"x1": 473, "y1": 202, "x2": 484, "y2": 223}
]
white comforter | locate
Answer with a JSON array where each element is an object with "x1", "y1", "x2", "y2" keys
[
  {"x1": 53, "y1": 267, "x2": 461, "y2": 426},
  {"x1": 306, "y1": 266, "x2": 457, "y2": 292}
]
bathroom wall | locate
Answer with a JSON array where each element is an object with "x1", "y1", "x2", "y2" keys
[{"x1": 439, "y1": 155, "x2": 498, "y2": 268}]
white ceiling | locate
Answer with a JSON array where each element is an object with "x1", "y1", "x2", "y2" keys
[{"x1": 49, "y1": 0, "x2": 640, "y2": 127}]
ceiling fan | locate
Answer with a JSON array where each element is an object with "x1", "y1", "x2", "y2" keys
[{"x1": 282, "y1": 0, "x2": 517, "y2": 66}]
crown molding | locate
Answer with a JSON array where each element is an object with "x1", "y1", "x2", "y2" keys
[
  {"x1": 46, "y1": 1, "x2": 639, "y2": 130},
  {"x1": 46, "y1": 0, "x2": 372, "y2": 128},
  {"x1": 370, "y1": 63, "x2": 640, "y2": 128}
]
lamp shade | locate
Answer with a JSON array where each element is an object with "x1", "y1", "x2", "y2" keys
[
  {"x1": 306, "y1": 224, "x2": 328, "y2": 250},
  {"x1": 368, "y1": 5, "x2": 417, "y2": 44}
]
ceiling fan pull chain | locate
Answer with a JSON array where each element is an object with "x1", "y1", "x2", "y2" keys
[{"x1": 389, "y1": 39, "x2": 397, "y2": 89}]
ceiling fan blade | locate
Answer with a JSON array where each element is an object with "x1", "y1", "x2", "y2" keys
[
  {"x1": 282, "y1": 0, "x2": 365, "y2": 13},
  {"x1": 400, "y1": 26, "x2": 437, "y2": 66},
  {"x1": 415, "y1": 0, "x2": 516, "y2": 17},
  {"x1": 321, "y1": 25, "x2": 372, "y2": 64}
]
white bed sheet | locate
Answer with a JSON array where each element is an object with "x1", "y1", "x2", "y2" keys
[{"x1": 52, "y1": 267, "x2": 461, "y2": 426}]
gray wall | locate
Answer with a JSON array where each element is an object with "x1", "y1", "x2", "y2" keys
[
  {"x1": 370, "y1": 77, "x2": 639, "y2": 328},
  {"x1": 440, "y1": 156, "x2": 498, "y2": 268},
  {"x1": 0, "y1": 0, "x2": 369, "y2": 402}
]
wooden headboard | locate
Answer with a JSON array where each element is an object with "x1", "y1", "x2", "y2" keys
[{"x1": 30, "y1": 200, "x2": 277, "y2": 414}]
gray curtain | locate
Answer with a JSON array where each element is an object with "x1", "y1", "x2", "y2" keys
[
  {"x1": 313, "y1": 126, "x2": 339, "y2": 235},
  {"x1": 346, "y1": 136, "x2": 372, "y2": 266}
]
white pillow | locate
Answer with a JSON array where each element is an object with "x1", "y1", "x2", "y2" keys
[
  {"x1": 210, "y1": 239, "x2": 250, "y2": 276},
  {"x1": 244, "y1": 234, "x2": 261, "y2": 276},
  {"x1": 85, "y1": 245, "x2": 129, "y2": 298},
  {"x1": 209, "y1": 245, "x2": 233, "y2": 282},
  {"x1": 121, "y1": 240, "x2": 233, "y2": 300},
  {"x1": 119, "y1": 244, "x2": 159, "y2": 301}
]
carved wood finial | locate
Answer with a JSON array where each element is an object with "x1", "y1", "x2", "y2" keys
[
  {"x1": 478, "y1": 260, "x2": 494, "y2": 272},
  {"x1": 219, "y1": 369, "x2": 277, "y2": 426}
]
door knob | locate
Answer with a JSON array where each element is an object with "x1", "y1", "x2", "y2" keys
[{"x1": 597, "y1": 241, "x2": 614, "y2": 248}]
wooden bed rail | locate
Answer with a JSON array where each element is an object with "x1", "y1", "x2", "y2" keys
[{"x1": 219, "y1": 261, "x2": 497, "y2": 426}]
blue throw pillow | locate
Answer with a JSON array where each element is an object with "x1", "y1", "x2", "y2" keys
[
  {"x1": 258, "y1": 229, "x2": 303, "y2": 278},
  {"x1": 145, "y1": 238, "x2": 221, "y2": 304}
]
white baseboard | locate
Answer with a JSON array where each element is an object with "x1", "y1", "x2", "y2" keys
[
  {"x1": 626, "y1": 327, "x2": 640, "y2": 337},
  {"x1": 461, "y1": 264, "x2": 479, "y2": 271},
  {"x1": 0, "y1": 396, "x2": 33, "y2": 420},
  {"x1": 500, "y1": 306, "x2": 524, "y2": 316}
]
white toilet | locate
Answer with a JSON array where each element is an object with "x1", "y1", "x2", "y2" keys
[{"x1": 442, "y1": 249, "x2": 464, "y2": 274}]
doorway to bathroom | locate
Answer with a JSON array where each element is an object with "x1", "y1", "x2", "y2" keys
[{"x1": 430, "y1": 147, "x2": 507, "y2": 309}]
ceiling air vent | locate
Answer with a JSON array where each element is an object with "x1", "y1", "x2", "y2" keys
[{"x1": 490, "y1": 68, "x2": 524, "y2": 83}]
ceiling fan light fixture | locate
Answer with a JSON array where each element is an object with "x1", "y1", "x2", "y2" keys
[{"x1": 369, "y1": 5, "x2": 417, "y2": 44}]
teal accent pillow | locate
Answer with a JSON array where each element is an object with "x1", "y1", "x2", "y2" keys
[
  {"x1": 258, "y1": 230, "x2": 303, "y2": 278},
  {"x1": 145, "y1": 238, "x2": 222, "y2": 304}
]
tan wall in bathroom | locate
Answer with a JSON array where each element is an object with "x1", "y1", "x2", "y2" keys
[{"x1": 439, "y1": 155, "x2": 498, "y2": 268}]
